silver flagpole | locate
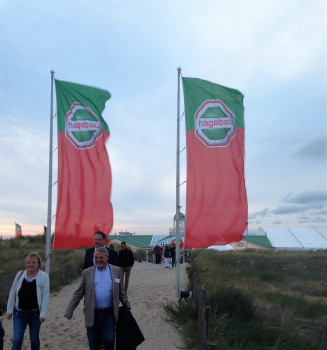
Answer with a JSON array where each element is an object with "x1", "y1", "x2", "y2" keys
[
  {"x1": 45, "y1": 70, "x2": 55, "y2": 276},
  {"x1": 175, "y1": 67, "x2": 181, "y2": 297}
]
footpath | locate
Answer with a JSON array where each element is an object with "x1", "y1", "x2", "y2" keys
[{"x1": 3, "y1": 262, "x2": 187, "y2": 350}]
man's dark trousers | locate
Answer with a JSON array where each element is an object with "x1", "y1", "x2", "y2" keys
[{"x1": 86, "y1": 309, "x2": 115, "y2": 350}]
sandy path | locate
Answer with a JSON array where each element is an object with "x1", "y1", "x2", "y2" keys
[{"x1": 3, "y1": 262, "x2": 187, "y2": 349}]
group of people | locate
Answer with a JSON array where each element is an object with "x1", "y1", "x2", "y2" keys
[
  {"x1": 4, "y1": 231, "x2": 137, "y2": 350},
  {"x1": 83, "y1": 232, "x2": 135, "y2": 294},
  {"x1": 153, "y1": 243, "x2": 176, "y2": 268}
]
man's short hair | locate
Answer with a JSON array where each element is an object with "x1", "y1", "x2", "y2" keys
[
  {"x1": 94, "y1": 247, "x2": 109, "y2": 256},
  {"x1": 121, "y1": 241, "x2": 126, "y2": 245},
  {"x1": 94, "y1": 231, "x2": 106, "y2": 240}
]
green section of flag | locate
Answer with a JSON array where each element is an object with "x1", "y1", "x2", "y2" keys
[
  {"x1": 55, "y1": 79, "x2": 111, "y2": 133},
  {"x1": 182, "y1": 77, "x2": 245, "y2": 131}
]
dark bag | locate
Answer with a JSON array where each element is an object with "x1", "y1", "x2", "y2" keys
[{"x1": 116, "y1": 306, "x2": 144, "y2": 350}]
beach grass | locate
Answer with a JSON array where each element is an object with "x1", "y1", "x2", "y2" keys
[
  {"x1": 0, "y1": 235, "x2": 147, "y2": 311},
  {"x1": 0, "y1": 235, "x2": 85, "y2": 310},
  {"x1": 163, "y1": 248, "x2": 327, "y2": 350}
]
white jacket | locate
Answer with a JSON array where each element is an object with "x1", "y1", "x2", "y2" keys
[{"x1": 6, "y1": 269, "x2": 50, "y2": 319}]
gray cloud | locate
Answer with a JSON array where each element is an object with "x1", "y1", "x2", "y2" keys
[
  {"x1": 283, "y1": 190, "x2": 327, "y2": 205},
  {"x1": 293, "y1": 135, "x2": 327, "y2": 160},
  {"x1": 251, "y1": 208, "x2": 271, "y2": 218},
  {"x1": 272, "y1": 220, "x2": 283, "y2": 224},
  {"x1": 271, "y1": 205, "x2": 305, "y2": 215},
  {"x1": 270, "y1": 190, "x2": 327, "y2": 223}
]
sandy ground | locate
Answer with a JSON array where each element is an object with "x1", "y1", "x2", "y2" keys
[{"x1": 3, "y1": 262, "x2": 187, "y2": 350}]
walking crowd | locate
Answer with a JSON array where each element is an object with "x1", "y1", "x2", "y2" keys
[
  {"x1": 3, "y1": 231, "x2": 143, "y2": 350},
  {"x1": 2, "y1": 231, "x2": 188, "y2": 350},
  {"x1": 151, "y1": 243, "x2": 179, "y2": 268}
]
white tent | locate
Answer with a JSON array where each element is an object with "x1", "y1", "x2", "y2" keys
[
  {"x1": 150, "y1": 235, "x2": 185, "y2": 247},
  {"x1": 208, "y1": 244, "x2": 234, "y2": 251},
  {"x1": 258, "y1": 227, "x2": 327, "y2": 250}
]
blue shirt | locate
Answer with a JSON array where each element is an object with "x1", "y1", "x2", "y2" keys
[{"x1": 94, "y1": 265, "x2": 113, "y2": 309}]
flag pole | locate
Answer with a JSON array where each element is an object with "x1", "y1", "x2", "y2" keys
[
  {"x1": 175, "y1": 67, "x2": 181, "y2": 297},
  {"x1": 45, "y1": 70, "x2": 55, "y2": 275}
]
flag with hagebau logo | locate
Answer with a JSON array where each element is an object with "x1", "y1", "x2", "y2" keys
[
  {"x1": 53, "y1": 80, "x2": 113, "y2": 249},
  {"x1": 182, "y1": 77, "x2": 248, "y2": 249}
]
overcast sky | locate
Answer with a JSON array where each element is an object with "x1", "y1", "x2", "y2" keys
[{"x1": 0, "y1": 0, "x2": 326, "y2": 238}]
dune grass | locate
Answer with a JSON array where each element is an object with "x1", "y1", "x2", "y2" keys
[
  {"x1": 0, "y1": 235, "x2": 146, "y2": 311},
  {"x1": 163, "y1": 249, "x2": 327, "y2": 350},
  {"x1": 0, "y1": 235, "x2": 85, "y2": 310}
]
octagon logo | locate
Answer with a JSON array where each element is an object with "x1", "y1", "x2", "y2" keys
[
  {"x1": 65, "y1": 102, "x2": 103, "y2": 149},
  {"x1": 194, "y1": 100, "x2": 236, "y2": 147}
]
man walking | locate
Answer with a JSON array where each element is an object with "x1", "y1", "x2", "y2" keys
[
  {"x1": 83, "y1": 231, "x2": 119, "y2": 269},
  {"x1": 0, "y1": 310, "x2": 4, "y2": 350},
  {"x1": 108, "y1": 243, "x2": 119, "y2": 266},
  {"x1": 65, "y1": 247, "x2": 130, "y2": 350},
  {"x1": 163, "y1": 244, "x2": 171, "y2": 268},
  {"x1": 153, "y1": 244, "x2": 161, "y2": 264},
  {"x1": 170, "y1": 243, "x2": 176, "y2": 267},
  {"x1": 118, "y1": 242, "x2": 134, "y2": 293}
]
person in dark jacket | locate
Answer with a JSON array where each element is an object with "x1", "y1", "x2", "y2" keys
[
  {"x1": 108, "y1": 243, "x2": 119, "y2": 266},
  {"x1": 170, "y1": 243, "x2": 176, "y2": 267},
  {"x1": 163, "y1": 244, "x2": 170, "y2": 268},
  {"x1": 118, "y1": 242, "x2": 134, "y2": 292},
  {"x1": 153, "y1": 244, "x2": 162, "y2": 264},
  {"x1": 0, "y1": 311, "x2": 4, "y2": 350},
  {"x1": 83, "y1": 231, "x2": 119, "y2": 269}
]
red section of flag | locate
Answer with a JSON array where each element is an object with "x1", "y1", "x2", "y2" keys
[
  {"x1": 184, "y1": 129, "x2": 247, "y2": 249},
  {"x1": 53, "y1": 131, "x2": 113, "y2": 249}
]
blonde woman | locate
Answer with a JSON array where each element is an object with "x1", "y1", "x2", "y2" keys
[{"x1": 6, "y1": 252, "x2": 49, "y2": 350}]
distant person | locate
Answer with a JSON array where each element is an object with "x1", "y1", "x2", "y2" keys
[
  {"x1": 83, "y1": 231, "x2": 119, "y2": 269},
  {"x1": 65, "y1": 248, "x2": 130, "y2": 350},
  {"x1": 147, "y1": 248, "x2": 153, "y2": 263},
  {"x1": 108, "y1": 243, "x2": 119, "y2": 266},
  {"x1": 170, "y1": 243, "x2": 176, "y2": 267},
  {"x1": 160, "y1": 245, "x2": 164, "y2": 262},
  {"x1": 163, "y1": 244, "x2": 171, "y2": 268},
  {"x1": 153, "y1": 244, "x2": 162, "y2": 264},
  {"x1": 119, "y1": 242, "x2": 134, "y2": 293},
  {"x1": 0, "y1": 310, "x2": 4, "y2": 350},
  {"x1": 6, "y1": 252, "x2": 50, "y2": 350}
]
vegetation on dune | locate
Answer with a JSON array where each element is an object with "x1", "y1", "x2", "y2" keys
[
  {"x1": 0, "y1": 235, "x2": 85, "y2": 310},
  {"x1": 163, "y1": 249, "x2": 327, "y2": 350},
  {"x1": 0, "y1": 235, "x2": 147, "y2": 311}
]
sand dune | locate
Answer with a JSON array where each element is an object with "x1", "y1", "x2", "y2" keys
[{"x1": 3, "y1": 262, "x2": 187, "y2": 349}]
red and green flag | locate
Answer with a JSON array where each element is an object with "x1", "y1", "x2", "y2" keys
[
  {"x1": 53, "y1": 80, "x2": 113, "y2": 249},
  {"x1": 15, "y1": 222, "x2": 22, "y2": 238},
  {"x1": 182, "y1": 77, "x2": 248, "y2": 248}
]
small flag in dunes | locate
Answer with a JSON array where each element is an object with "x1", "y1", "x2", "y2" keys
[{"x1": 15, "y1": 223, "x2": 22, "y2": 238}]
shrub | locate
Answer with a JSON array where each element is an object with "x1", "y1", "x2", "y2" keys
[
  {"x1": 208, "y1": 285, "x2": 256, "y2": 321},
  {"x1": 163, "y1": 249, "x2": 327, "y2": 350},
  {"x1": 0, "y1": 237, "x2": 85, "y2": 308},
  {"x1": 133, "y1": 249, "x2": 147, "y2": 262},
  {"x1": 162, "y1": 298, "x2": 198, "y2": 349}
]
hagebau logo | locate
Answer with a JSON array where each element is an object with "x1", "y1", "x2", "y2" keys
[
  {"x1": 195, "y1": 100, "x2": 236, "y2": 147},
  {"x1": 65, "y1": 103, "x2": 103, "y2": 149}
]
